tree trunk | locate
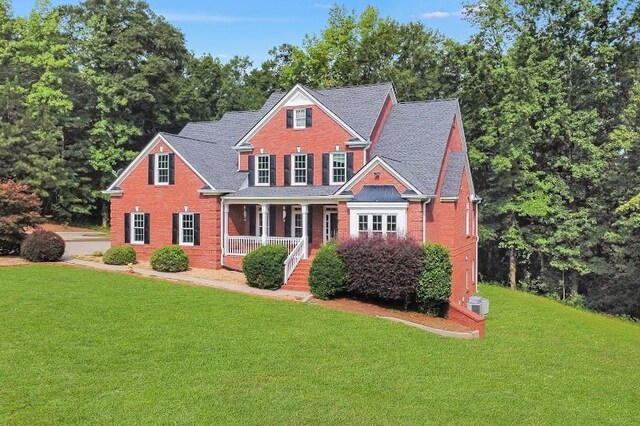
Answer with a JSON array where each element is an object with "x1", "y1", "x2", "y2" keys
[
  {"x1": 101, "y1": 199, "x2": 110, "y2": 228},
  {"x1": 509, "y1": 247, "x2": 517, "y2": 289}
]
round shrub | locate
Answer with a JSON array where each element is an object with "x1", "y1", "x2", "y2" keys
[
  {"x1": 309, "y1": 242, "x2": 345, "y2": 299},
  {"x1": 103, "y1": 246, "x2": 137, "y2": 265},
  {"x1": 20, "y1": 229, "x2": 65, "y2": 262},
  {"x1": 150, "y1": 246, "x2": 189, "y2": 272},
  {"x1": 242, "y1": 244, "x2": 288, "y2": 290},
  {"x1": 418, "y1": 243, "x2": 453, "y2": 311}
]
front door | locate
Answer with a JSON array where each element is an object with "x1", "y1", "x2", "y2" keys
[{"x1": 324, "y1": 207, "x2": 338, "y2": 243}]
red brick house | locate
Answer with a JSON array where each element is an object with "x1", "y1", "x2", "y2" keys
[{"x1": 105, "y1": 83, "x2": 480, "y2": 306}]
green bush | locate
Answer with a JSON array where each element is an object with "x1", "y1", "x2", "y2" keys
[
  {"x1": 418, "y1": 243, "x2": 453, "y2": 312},
  {"x1": 150, "y1": 246, "x2": 189, "y2": 272},
  {"x1": 309, "y1": 242, "x2": 345, "y2": 299},
  {"x1": 103, "y1": 246, "x2": 136, "y2": 265},
  {"x1": 20, "y1": 229, "x2": 65, "y2": 262},
  {"x1": 242, "y1": 244, "x2": 288, "y2": 290}
]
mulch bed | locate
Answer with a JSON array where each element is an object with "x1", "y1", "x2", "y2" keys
[
  {"x1": 0, "y1": 257, "x2": 32, "y2": 267},
  {"x1": 311, "y1": 297, "x2": 472, "y2": 333}
]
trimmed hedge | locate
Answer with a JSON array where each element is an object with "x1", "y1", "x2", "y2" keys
[
  {"x1": 242, "y1": 244, "x2": 288, "y2": 290},
  {"x1": 150, "y1": 246, "x2": 189, "y2": 272},
  {"x1": 309, "y1": 242, "x2": 345, "y2": 299},
  {"x1": 338, "y1": 236, "x2": 423, "y2": 303},
  {"x1": 103, "y1": 246, "x2": 137, "y2": 265},
  {"x1": 20, "y1": 229, "x2": 65, "y2": 262},
  {"x1": 417, "y1": 243, "x2": 453, "y2": 304}
]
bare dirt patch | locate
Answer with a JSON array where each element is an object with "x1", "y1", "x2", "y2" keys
[
  {"x1": 0, "y1": 257, "x2": 31, "y2": 267},
  {"x1": 311, "y1": 297, "x2": 472, "y2": 333}
]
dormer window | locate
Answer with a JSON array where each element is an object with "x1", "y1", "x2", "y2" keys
[
  {"x1": 155, "y1": 153, "x2": 170, "y2": 184},
  {"x1": 148, "y1": 152, "x2": 174, "y2": 185}
]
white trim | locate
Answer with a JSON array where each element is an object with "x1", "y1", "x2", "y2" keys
[
  {"x1": 329, "y1": 152, "x2": 347, "y2": 186},
  {"x1": 346, "y1": 202, "x2": 408, "y2": 238},
  {"x1": 106, "y1": 134, "x2": 216, "y2": 192},
  {"x1": 323, "y1": 206, "x2": 338, "y2": 243},
  {"x1": 130, "y1": 212, "x2": 146, "y2": 245},
  {"x1": 345, "y1": 140, "x2": 371, "y2": 148},
  {"x1": 223, "y1": 196, "x2": 348, "y2": 205},
  {"x1": 453, "y1": 103, "x2": 476, "y2": 197},
  {"x1": 178, "y1": 212, "x2": 195, "y2": 246},
  {"x1": 293, "y1": 108, "x2": 307, "y2": 129},
  {"x1": 291, "y1": 153, "x2": 307, "y2": 186},
  {"x1": 335, "y1": 156, "x2": 423, "y2": 196},
  {"x1": 255, "y1": 154, "x2": 270, "y2": 186},
  {"x1": 440, "y1": 196, "x2": 458, "y2": 202},
  {"x1": 235, "y1": 84, "x2": 365, "y2": 147},
  {"x1": 233, "y1": 144, "x2": 254, "y2": 153},
  {"x1": 154, "y1": 152, "x2": 170, "y2": 185}
]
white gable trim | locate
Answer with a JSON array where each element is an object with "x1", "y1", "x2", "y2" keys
[
  {"x1": 334, "y1": 156, "x2": 423, "y2": 196},
  {"x1": 235, "y1": 84, "x2": 366, "y2": 147},
  {"x1": 105, "y1": 133, "x2": 216, "y2": 192}
]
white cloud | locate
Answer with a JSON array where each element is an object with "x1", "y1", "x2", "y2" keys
[
  {"x1": 314, "y1": 3, "x2": 332, "y2": 9},
  {"x1": 161, "y1": 13, "x2": 300, "y2": 23},
  {"x1": 418, "y1": 10, "x2": 464, "y2": 19}
]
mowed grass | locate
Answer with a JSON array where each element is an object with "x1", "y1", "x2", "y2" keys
[{"x1": 0, "y1": 266, "x2": 638, "y2": 425}]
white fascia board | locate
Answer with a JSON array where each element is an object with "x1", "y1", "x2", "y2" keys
[
  {"x1": 335, "y1": 156, "x2": 423, "y2": 196},
  {"x1": 222, "y1": 195, "x2": 352, "y2": 204},
  {"x1": 235, "y1": 84, "x2": 365, "y2": 147},
  {"x1": 106, "y1": 134, "x2": 217, "y2": 192},
  {"x1": 345, "y1": 140, "x2": 371, "y2": 148},
  {"x1": 440, "y1": 196, "x2": 458, "y2": 202},
  {"x1": 233, "y1": 144, "x2": 254, "y2": 152},
  {"x1": 454, "y1": 102, "x2": 476, "y2": 197},
  {"x1": 346, "y1": 201, "x2": 408, "y2": 209}
]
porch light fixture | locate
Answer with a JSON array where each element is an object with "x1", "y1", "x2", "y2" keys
[
  {"x1": 243, "y1": 206, "x2": 247, "y2": 221},
  {"x1": 282, "y1": 207, "x2": 287, "y2": 221}
]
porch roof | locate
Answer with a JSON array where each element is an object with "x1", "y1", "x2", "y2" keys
[
  {"x1": 223, "y1": 185, "x2": 339, "y2": 200},
  {"x1": 351, "y1": 185, "x2": 404, "y2": 202}
]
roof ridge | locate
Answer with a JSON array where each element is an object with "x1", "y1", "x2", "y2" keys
[
  {"x1": 161, "y1": 132, "x2": 223, "y2": 145},
  {"x1": 396, "y1": 98, "x2": 459, "y2": 105},
  {"x1": 310, "y1": 81, "x2": 393, "y2": 92}
]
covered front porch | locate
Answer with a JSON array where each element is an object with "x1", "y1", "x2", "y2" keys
[{"x1": 221, "y1": 201, "x2": 339, "y2": 283}]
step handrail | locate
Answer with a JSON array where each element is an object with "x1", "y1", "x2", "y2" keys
[{"x1": 283, "y1": 237, "x2": 306, "y2": 284}]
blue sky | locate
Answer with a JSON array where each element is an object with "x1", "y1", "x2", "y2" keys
[{"x1": 14, "y1": 1, "x2": 474, "y2": 64}]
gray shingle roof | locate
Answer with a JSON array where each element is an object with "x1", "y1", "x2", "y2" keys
[
  {"x1": 226, "y1": 185, "x2": 337, "y2": 198},
  {"x1": 441, "y1": 152, "x2": 466, "y2": 198},
  {"x1": 351, "y1": 185, "x2": 404, "y2": 202},
  {"x1": 305, "y1": 83, "x2": 393, "y2": 139},
  {"x1": 372, "y1": 99, "x2": 460, "y2": 195}
]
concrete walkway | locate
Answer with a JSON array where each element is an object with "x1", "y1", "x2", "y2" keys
[{"x1": 64, "y1": 258, "x2": 310, "y2": 300}]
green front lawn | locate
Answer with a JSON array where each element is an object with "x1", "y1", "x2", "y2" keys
[{"x1": 1, "y1": 265, "x2": 638, "y2": 424}]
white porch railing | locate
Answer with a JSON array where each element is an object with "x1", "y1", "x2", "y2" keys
[
  {"x1": 224, "y1": 235, "x2": 302, "y2": 256},
  {"x1": 284, "y1": 237, "x2": 306, "y2": 284}
]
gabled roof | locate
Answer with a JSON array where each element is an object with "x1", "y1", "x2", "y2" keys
[
  {"x1": 352, "y1": 185, "x2": 403, "y2": 202},
  {"x1": 372, "y1": 99, "x2": 460, "y2": 195},
  {"x1": 441, "y1": 152, "x2": 466, "y2": 198}
]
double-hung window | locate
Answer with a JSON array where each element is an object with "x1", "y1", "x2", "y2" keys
[
  {"x1": 131, "y1": 212, "x2": 145, "y2": 244},
  {"x1": 330, "y1": 152, "x2": 346, "y2": 185},
  {"x1": 293, "y1": 153, "x2": 307, "y2": 185},
  {"x1": 155, "y1": 153, "x2": 169, "y2": 185},
  {"x1": 256, "y1": 155, "x2": 270, "y2": 185},
  {"x1": 180, "y1": 213, "x2": 194, "y2": 245},
  {"x1": 357, "y1": 214, "x2": 398, "y2": 238},
  {"x1": 294, "y1": 108, "x2": 307, "y2": 129}
]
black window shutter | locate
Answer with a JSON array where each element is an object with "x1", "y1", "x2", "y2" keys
[
  {"x1": 307, "y1": 153, "x2": 314, "y2": 185},
  {"x1": 194, "y1": 214, "x2": 200, "y2": 246},
  {"x1": 306, "y1": 108, "x2": 312, "y2": 127},
  {"x1": 124, "y1": 213, "x2": 130, "y2": 243},
  {"x1": 347, "y1": 152, "x2": 354, "y2": 179},
  {"x1": 284, "y1": 206, "x2": 292, "y2": 237},
  {"x1": 248, "y1": 155, "x2": 255, "y2": 186},
  {"x1": 148, "y1": 154, "x2": 155, "y2": 185},
  {"x1": 168, "y1": 153, "x2": 175, "y2": 184},
  {"x1": 269, "y1": 206, "x2": 277, "y2": 237},
  {"x1": 322, "y1": 153, "x2": 330, "y2": 185},
  {"x1": 307, "y1": 207, "x2": 313, "y2": 244},
  {"x1": 248, "y1": 206, "x2": 256, "y2": 236},
  {"x1": 144, "y1": 213, "x2": 150, "y2": 244},
  {"x1": 269, "y1": 155, "x2": 276, "y2": 186},
  {"x1": 286, "y1": 109, "x2": 293, "y2": 128},
  {"x1": 284, "y1": 155, "x2": 291, "y2": 186},
  {"x1": 172, "y1": 213, "x2": 179, "y2": 244}
]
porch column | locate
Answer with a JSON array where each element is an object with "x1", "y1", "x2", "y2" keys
[
  {"x1": 223, "y1": 203, "x2": 229, "y2": 255},
  {"x1": 261, "y1": 203, "x2": 269, "y2": 245},
  {"x1": 301, "y1": 204, "x2": 309, "y2": 259}
]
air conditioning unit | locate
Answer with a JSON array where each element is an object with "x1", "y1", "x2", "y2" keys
[{"x1": 468, "y1": 296, "x2": 489, "y2": 316}]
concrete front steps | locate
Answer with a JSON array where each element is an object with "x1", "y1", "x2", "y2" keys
[{"x1": 281, "y1": 250, "x2": 317, "y2": 292}]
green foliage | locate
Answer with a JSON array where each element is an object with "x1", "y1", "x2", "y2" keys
[
  {"x1": 0, "y1": 180, "x2": 43, "y2": 255},
  {"x1": 242, "y1": 244, "x2": 288, "y2": 290},
  {"x1": 103, "y1": 246, "x2": 136, "y2": 265},
  {"x1": 417, "y1": 244, "x2": 453, "y2": 304},
  {"x1": 150, "y1": 246, "x2": 189, "y2": 272},
  {"x1": 309, "y1": 242, "x2": 345, "y2": 299},
  {"x1": 20, "y1": 229, "x2": 65, "y2": 262}
]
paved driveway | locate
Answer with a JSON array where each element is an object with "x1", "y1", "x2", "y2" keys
[{"x1": 57, "y1": 232, "x2": 111, "y2": 257}]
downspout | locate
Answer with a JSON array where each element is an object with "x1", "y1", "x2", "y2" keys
[
  {"x1": 422, "y1": 198, "x2": 432, "y2": 243},
  {"x1": 220, "y1": 198, "x2": 225, "y2": 267},
  {"x1": 475, "y1": 198, "x2": 482, "y2": 293}
]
